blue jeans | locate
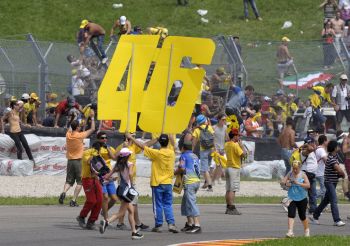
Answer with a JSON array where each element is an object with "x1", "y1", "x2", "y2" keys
[
  {"x1": 181, "y1": 182, "x2": 200, "y2": 217},
  {"x1": 307, "y1": 173, "x2": 317, "y2": 213},
  {"x1": 281, "y1": 148, "x2": 292, "y2": 175},
  {"x1": 152, "y1": 184, "x2": 175, "y2": 227},
  {"x1": 96, "y1": 35, "x2": 106, "y2": 58},
  {"x1": 313, "y1": 182, "x2": 341, "y2": 222},
  {"x1": 243, "y1": 0, "x2": 260, "y2": 18},
  {"x1": 316, "y1": 176, "x2": 326, "y2": 200}
]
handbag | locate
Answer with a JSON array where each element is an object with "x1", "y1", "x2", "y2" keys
[
  {"x1": 173, "y1": 174, "x2": 184, "y2": 194},
  {"x1": 117, "y1": 172, "x2": 138, "y2": 203}
]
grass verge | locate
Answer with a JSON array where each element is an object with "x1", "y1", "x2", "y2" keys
[
  {"x1": 0, "y1": 196, "x2": 284, "y2": 206},
  {"x1": 248, "y1": 235, "x2": 350, "y2": 246}
]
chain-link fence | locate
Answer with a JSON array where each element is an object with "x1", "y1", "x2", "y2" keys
[{"x1": 0, "y1": 34, "x2": 349, "y2": 114}]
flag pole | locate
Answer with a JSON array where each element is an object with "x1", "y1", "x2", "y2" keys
[
  {"x1": 162, "y1": 44, "x2": 174, "y2": 134},
  {"x1": 126, "y1": 43, "x2": 135, "y2": 132}
]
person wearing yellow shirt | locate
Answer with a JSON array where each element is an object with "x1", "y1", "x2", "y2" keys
[
  {"x1": 115, "y1": 134, "x2": 150, "y2": 231},
  {"x1": 76, "y1": 142, "x2": 103, "y2": 230},
  {"x1": 224, "y1": 128, "x2": 246, "y2": 216},
  {"x1": 95, "y1": 132, "x2": 118, "y2": 222},
  {"x1": 192, "y1": 114, "x2": 215, "y2": 191},
  {"x1": 126, "y1": 133, "x2": 179, "y2": 233},
  {"x1": 308, "y1": 84, "x2": 335, "y2": 132},
  {"x1": 23, "y1": 93, "x2": 39, "y2": 126}
]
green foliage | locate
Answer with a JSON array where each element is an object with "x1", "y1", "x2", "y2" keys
[{"x1": 0, "y1": 0, "x2": 322, "y2": 42}]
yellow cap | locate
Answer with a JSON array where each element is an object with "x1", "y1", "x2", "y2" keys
[
  {"x1": 49, "y1": 93, "x2": 58, "y2": 99},
  {"x1": 30, "y1": 92, "x2": 39, "y2": 100},
  {"x1": 282, "y1": 36, "x2": 290, "y2": 42},
  {"x1": 80, "y1": 19, "x2": 89, "y2": 29},
  {"x1": 10, "y1": 96, "x2": 17, "y2": 102},
  {"x1": 71, "y1": 69, "x2": 78, "y2": 75},
  {"x1": 216, "y1": 67, "x2": 225, "y2": 73}
]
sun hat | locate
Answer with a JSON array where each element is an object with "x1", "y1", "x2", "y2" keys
[
  {"x1": 119, "y1": 147, "x2": 132, "y2": 157},
  {"x1": 80, "y1": 19, "x2": 89, "y2": 29},
  {"x1": 120, "y1": 16, "x2": 127, "y2": 25}
]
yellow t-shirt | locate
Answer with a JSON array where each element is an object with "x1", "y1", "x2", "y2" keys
[
  {"x1": 309, "y1": 94, "x2": 321, "y2": 108},
  {"x1": 312, "y1": 86, "x2": 331, "y2": 104},
  {"x1": 23, "y1": 102, "x2": 36, "y2": 114},
  {"x1": 192, "y1": 124, "x2": 214, "y2": 151},
  {"x1": 144, "y1": 146, "x2": 175, "y2": 187},
  {"x1": 224, "y1": 141, "x2": 243, "y2": 169},
  {"x1": 81, "y1": 148, "x2": 98, "y2": 178},
  {"x1": 99, "y1": 146, "x2": 116, "y2": 169},
  {"x1": 46, "y1": 102, "x2": 58, "y2": 109},
  {"x1": 277, "y1": 102, "x2": 288, "y2": 119}
]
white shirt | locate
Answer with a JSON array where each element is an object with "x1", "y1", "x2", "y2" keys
[
  {"x1": 332, "y1": 85, "x2": 349, "y2": 110},
  {"x1": 315, "y1": 146, "x2": 327, "y2": 177},
  {"x1": 213, "y1": 124, "x2": 226, "y2": 150},
  {"x1": 301, "y1": 151, "x2": 318, "y2": 174},
  {"x1": 71, "y1": 76, "x2": 84, "y2": 96}
]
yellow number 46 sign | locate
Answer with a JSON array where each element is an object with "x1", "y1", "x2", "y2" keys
[{"x1": 98, "y1": 35, "x2": 215, "y2": 134}]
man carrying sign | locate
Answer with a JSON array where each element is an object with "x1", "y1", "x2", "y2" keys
[{"x1": 126, "y1": 133, "x2": 179, "y2": 233}]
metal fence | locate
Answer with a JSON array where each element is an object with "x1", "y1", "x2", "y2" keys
[{"x1": 0, "y1": 34, "x2": 349, "y2": 113}]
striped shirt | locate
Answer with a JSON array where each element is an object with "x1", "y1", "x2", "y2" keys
[{"x1": 324, "y1": 154, "x2": 339, "y2": 183}]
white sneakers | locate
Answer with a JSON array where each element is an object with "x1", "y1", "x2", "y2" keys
[
  {"x1": 101, "y1": 57, "x2": 108, "y2": 64},
  {"x1": 334, "y1": 221, "x2": 346, "y2": 227},
  {"x1": 285, "y1": 231, "x2": 294, "y2": 238},
  {"x1": 304, "y1": 229, "x2": 310, "y2": 237},
  {"x1": 309, "y1": 216, "x2": 320, "y2": 225}
]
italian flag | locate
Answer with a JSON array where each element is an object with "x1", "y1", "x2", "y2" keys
[{"x1": 282, "y1": 72, "x2": 334, "y2": 89}]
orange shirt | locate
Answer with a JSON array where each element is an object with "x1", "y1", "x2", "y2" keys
[{"x1": 66, "y1": 131, "x2": 89, "y2": 159}]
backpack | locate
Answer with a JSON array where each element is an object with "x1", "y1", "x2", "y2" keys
[
  {"x1": 90, "y1": 155, "x2": 110, "y2": 183},
  {"x1": 199, "y1": 125, "x2": 214, "y2": 149}
]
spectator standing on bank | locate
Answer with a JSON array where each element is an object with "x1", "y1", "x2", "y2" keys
[
  {"x1": 80, "y1": 20, "x2": 108, "y2": 64},
  {"x1": 276, "y1": 37, "x2": 293, "y2": 87},
  {"x1": 320, "y1": 0, "x2": 338, "y2": 20},
  {"x1": 281, "y1": 160, "x2": 310, "y2": 238},
  {"x1": 175, "y1": 141, "x2": 202, "y2": 234},
  {"x1": 58, "y1": 111, "x2": 95, "y2": 207},
  {"x1": 315, "y1": 135, "x2": 328, "y2": 200},
  {"x1": 278, "y1": 117, "x2": 298, "y2": 175},
  {"x1": 76, "y1": 142, "x2": 103, "y2": 230},
  {"x1": 1, "y1": 100, "x2": 35, "y2": 167},
  {"x1": 310, "y1": 140, "x2": 346, "y2": 227},
  {"x1": 54, "y1": 96, "x2": 82, "y2": 128},
  {"x1": 126, "y1": 133, "x2": 179, "y2": 233},
  {"x1": 332, "y1": 74, "x2": 350, "y2": 130},
  {"x1": 111, "y1": 16, "x2": 132, "y2": 39},
  {"x1": 224, "y1": 128, "x2": 246, "y2": 215},
  {"x1": 243, "y1": 0, "x2": 263, "y2": 22},
  {"x1": 331, "y1": 11, "x2": 345, "y2": 54},
  {"x1": 322, "y1": 20, "x2": 337, "y2": 70}
]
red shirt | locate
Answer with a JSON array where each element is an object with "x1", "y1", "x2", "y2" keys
[{"x1": 56, "y1": 100, "x2": 80, "y2": 115}]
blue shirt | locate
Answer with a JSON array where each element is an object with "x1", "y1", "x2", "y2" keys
[
  {"x1": 179, "y1": 151, "x2": 200, "y2": 185},
  {"x1": 287, "y1": 172, "x2": 307, "y2": 201}
]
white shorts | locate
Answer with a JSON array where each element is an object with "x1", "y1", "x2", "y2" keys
[{"x1": 225, "y1": 167, "x2": 240, "y2": 192}]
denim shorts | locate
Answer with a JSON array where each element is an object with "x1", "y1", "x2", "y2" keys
[
  {"x1": 102, "y1": 181, "x2": 116, "y2": 195},
  {"x1": 181, "y1": 182, "x2": 200, "y2": 217},
  {"x1": 200, "y1": 149, "x2": 212, "y2": 172}
]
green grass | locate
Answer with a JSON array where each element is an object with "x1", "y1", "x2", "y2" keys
[
  {"x1": 248, "y1": 235, "x2": 350, "y2": 246},
  {"x1": 1, "y1": 195, "x2": 350, "y2": 206},
  {"x1": 0, "y1": 0, "x2": 322, "y2": 42},
  {"x1": 0, "y1": 196, "x2": 284, "y2": 206}
]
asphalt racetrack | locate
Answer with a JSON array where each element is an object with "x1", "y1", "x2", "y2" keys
[{"x1": 1, "y1": 204, "x2": 350, "y2": 246}]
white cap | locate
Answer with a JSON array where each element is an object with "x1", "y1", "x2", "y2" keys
[
  {"x1": 263, "y1": 96, "x2": 271, "y2": 101},
  {"x1": 21, "y1": 93, "x2": 30, "y2": 100},
  {"x1": 119, "y1": 147, "x2": 132, "y2": 157},
  {"x1": 120, "y1": 16, "x2": 127, "y2": 25},
  {"x1": 340, "y1": 74, "x2": 348, "y2": 80}
]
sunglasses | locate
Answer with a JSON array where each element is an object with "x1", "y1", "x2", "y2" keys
[{"x1": 99, "y1": 136, "x2": 107, "y2": 140}]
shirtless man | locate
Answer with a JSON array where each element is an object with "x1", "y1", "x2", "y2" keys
[
  {"x1": 277, "y1": 117, "x2": 298, "y2": 175},
  {"x1": 331, "y1": 11, "x2": 345, "y2": 53},
  {"x1": 80, "y1": 20, "x2": 108, "y2": 64},
  {"x1": 276, "y1": 37, "x2": 293, "y2": 88},
  {"x1": 110, "y1": 16, "x2": 132, "y2": 38}
]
